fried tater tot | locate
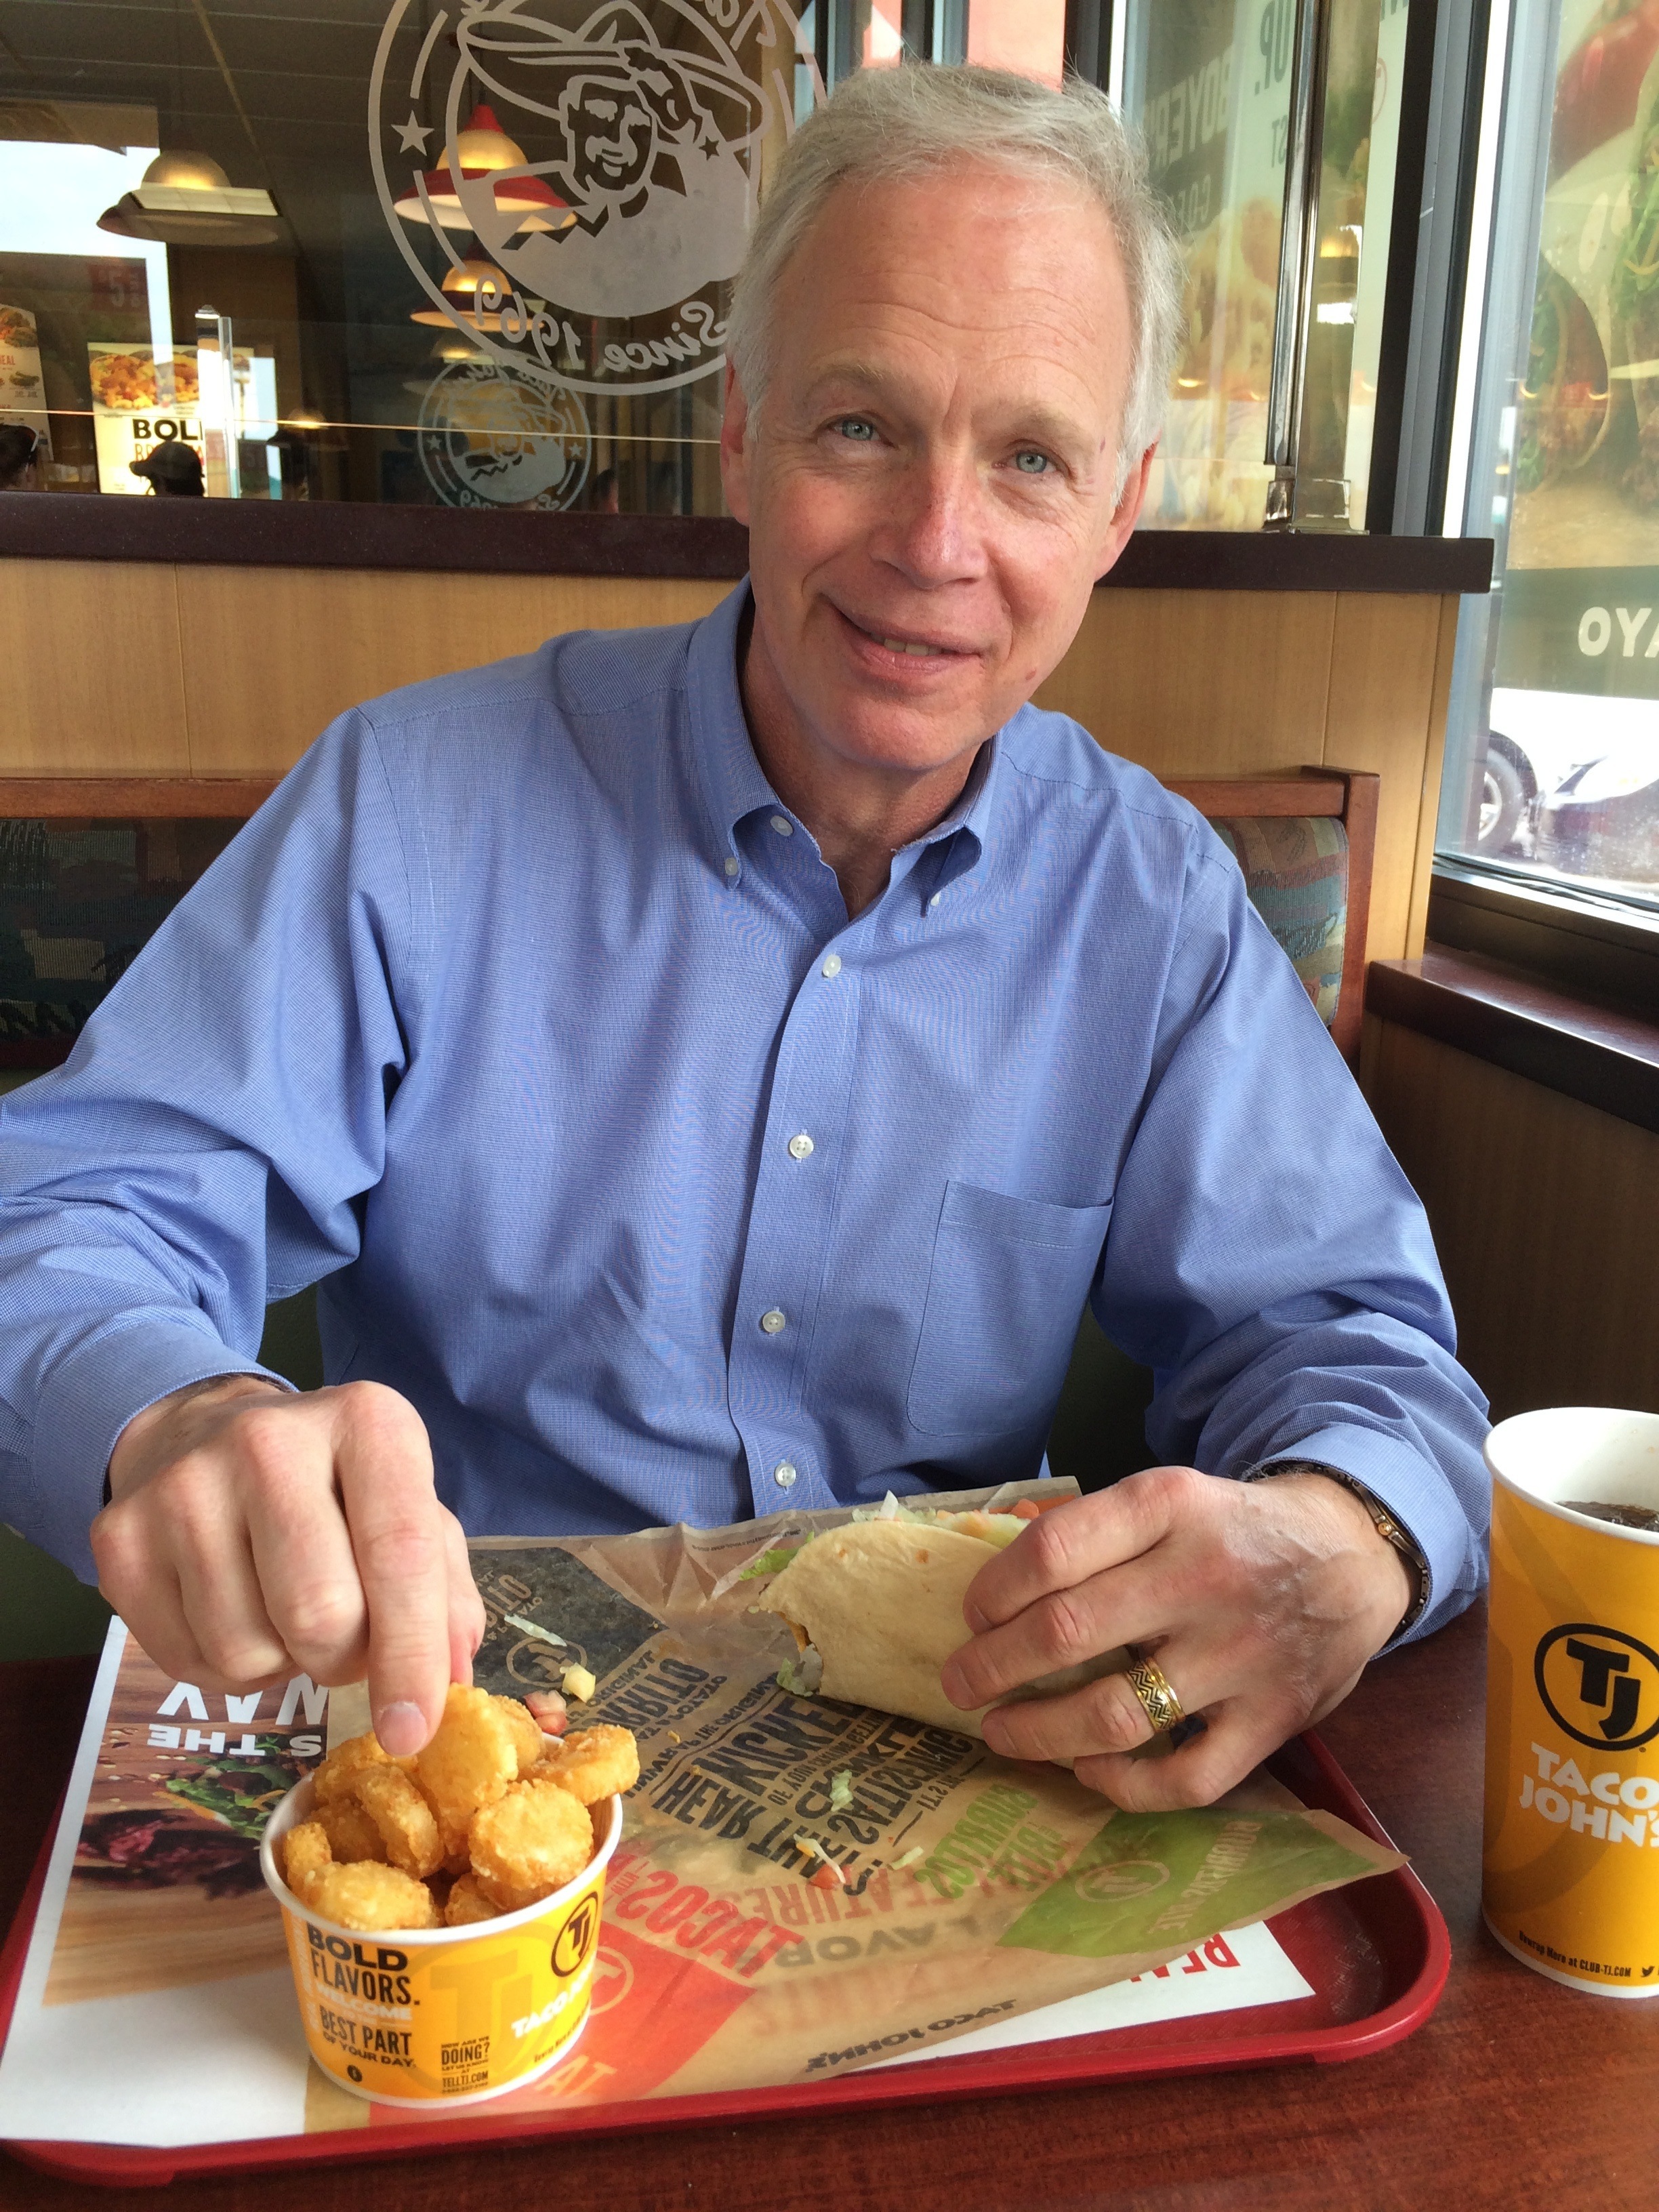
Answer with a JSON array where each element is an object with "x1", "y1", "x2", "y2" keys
[
  {"x1": 470, "y1": 1778, "x2": 593, "y2": 1906},
  {"x1": 529, "y1": 1724, "x2": 639, "y2": 1807},
  {"x1": 316, "y1": 1799, "x2": 387, "y2": 1866},
  {"x1": 281, "y1": 1819, "x2": 333, "y2": 1896},
  {"x1": 304, "y1": 1861, "x2": 442, "y2": 1933},
  {"x1": 492, "y1": 1694, "x2": 546, "y2": 1778},
  {"x1": 444, "y1": 1872, "x2": 501, "y2": 1927},
  {"x1": 413, "y1": 1685, "x2": 520, "y2": 1841},
  {"x1": 312, "y1": 1733, "x2": 393, "y2": 1806},
  {"x1": 352, "y1": 1763, "x2": 444, "y2": 1879}
]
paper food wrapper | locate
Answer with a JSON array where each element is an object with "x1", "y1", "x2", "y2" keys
[
  {"x1": 454, "y1": 1481, "x2": 1402, "y2": 2093},
  {"x1": 35, "y1": 1481, "x2": 1402, "y2": 2121}
]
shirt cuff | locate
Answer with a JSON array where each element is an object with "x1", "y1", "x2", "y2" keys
[
  {"x1": 1240, "y1": 1420, "x2": 1477, "y2": 1647},
  {"x1": 30, "y1": 1320, "x2": 295, "y2": 1584}
]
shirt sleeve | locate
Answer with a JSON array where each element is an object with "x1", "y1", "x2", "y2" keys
[
  {"x1": 1090, "y1": 833, "x2": 1491, "y2": 1642},
  {"x1": 0, "y1": 710, "x2": 415, "y2": 1582}
]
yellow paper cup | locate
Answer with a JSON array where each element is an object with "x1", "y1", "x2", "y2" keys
[
  {"x1": 1483, "y1": 1407, "x2": 1659, "y2": 1997},
  {"x1": 260, "y1": 1775, "x2": 620, "y2": 2104}
]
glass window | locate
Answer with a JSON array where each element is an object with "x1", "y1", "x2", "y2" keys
[
  {"x1": 1116, "y1": 0, "x2": 1410, "y2": 529},
  {"x1": 0, "y1": 1, "x2": 823, "y2": 511},
  {"x1": 1439, "y1": 0, "x2": 1659, "y2": 914},
  {"x1": 0, "y1": 0, "x2": 1075, "y2": 512}
]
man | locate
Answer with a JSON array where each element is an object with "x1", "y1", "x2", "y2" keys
[
  {"x1": 129, "y1": 441, "x2": 205, "y2": 496},
  {"x1": 0, "y1": 66, "x2": 1488, "y2": 1805},
  {"x1": 0, "y1": 425, "x2": 41, "y2": 491}
]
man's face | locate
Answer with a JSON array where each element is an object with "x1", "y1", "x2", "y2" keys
[
  {"x1": 721, "y1": 163, "x2": 1149, "y2": 787},
  {"x1": 565, "y1": 75, "x2": 654, "y2": 197}
]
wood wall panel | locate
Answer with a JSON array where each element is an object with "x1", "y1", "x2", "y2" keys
[
  {"x1": 1363, "y1": 1015, "x2": 1659, "y2": 1421},
  {"x1": 1033, "y1": 588, "x2": 1338, "y2": 775},
  {"x1": 1319, "y1": 593, "x2": 1444, "y2": 964},
  {"x1": 0, "y1": 561, "x2": 190, "y2": 773},
  {"x1": 176, "y1": 569, "x2": 732, "y2": 772},
  {"x1": 0, "y1": 559, "x2": 1462, "y2": 960}
]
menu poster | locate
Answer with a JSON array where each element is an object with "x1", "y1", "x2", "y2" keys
[
  {"x1": 1139, "y1": 0, "x2": 1290, "y2": 527},
  {"x1": 86, "y1": 342, "x2": 203, "y2": 496},
  {"x1": 0, "y1": 304, "x2": 50, "y2": 460}
]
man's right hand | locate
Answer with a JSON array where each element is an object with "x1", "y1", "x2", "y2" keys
[{"x1": 93, "y1": 1377, "x2": 484, "y2": 1756}]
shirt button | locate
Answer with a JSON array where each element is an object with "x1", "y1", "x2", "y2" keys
[
  {"x1": 760, "y1": 1308, "x2": 787, "y2": 1334},
  {"x1": 723, "y1": 857, "x2": 740, "y2": 878},
  {"x1": 787, "y1": 1132, "x2": 814, "y2": 1160},
  {"x1": 770, "y1": 814, "x2": 794, "y2": 836},
  {"x1": 928, "y1": 893, "x2": 941, "y2": 909},
  {"x1": 773, "y1": 1460, "x2": 798, "y2": 1489},
  {"x1": 821, "y1": 954, "x2": 842, "y2": 978}
]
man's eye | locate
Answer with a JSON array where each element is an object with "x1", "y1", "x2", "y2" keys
[
  {"x1": 834, "y1": 418, "x2": 877, "y2": 442},
  {"x1": 1012, "y1": 449, "x2": 1053, "y2": 475}
]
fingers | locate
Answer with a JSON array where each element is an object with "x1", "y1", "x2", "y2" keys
[
  {"x1": 444, "y1": 1507, "x2": 486, "y2": 1687},
  {"x1": 980, "y1": 1650, "x2": 1216, "y2": 1766},
  {"x1": 331, "y1": 1384, "x2": 450, "y2": 1757},
  {"x1": 960, "y1": 1477, "x2": 1187, "y2": 1635},
  {"x1": 1073, "y1": 1700, "x2": 1294, "y2": 1813},
  {"x1": 96, "y1": 1380, "x2": 460, "y2": 1747}
]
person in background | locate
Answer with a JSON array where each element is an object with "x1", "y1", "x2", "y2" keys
[
  {"x1": 0, "y1": 426, "x2": 41, "y2": 490},
  {"x1": 590, "y1": 464, "x2": 619, "y2": 512},
  {"x1": 130, "y1": 442, "x2": 204, "y2": 497}
]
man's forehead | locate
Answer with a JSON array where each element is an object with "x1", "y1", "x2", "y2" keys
[{"x1": 775, "y1": 168, "x2": 1129, "y2": 411}]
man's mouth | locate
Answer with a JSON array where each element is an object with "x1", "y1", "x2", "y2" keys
[{"x1": 840, "y1": 611, "x2": 970, "y2": 661}]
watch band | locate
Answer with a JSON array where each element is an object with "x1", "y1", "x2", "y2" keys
[{"x1": 1244, "y1": 1458, "x2": 1431, "y2": 1642}]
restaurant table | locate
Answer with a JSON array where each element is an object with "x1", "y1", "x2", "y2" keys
[{"x1": 1, "y1": 1601, "x2": 1650, "y2": 2211}]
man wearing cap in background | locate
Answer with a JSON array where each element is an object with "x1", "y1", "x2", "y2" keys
[
  {"x1": 130, "y1": 441, "x2": 204, "y2": 496},
  {"x1": 0, "y1": 64, "x2": 1489, "y2": 1808},
  {"x1": 0, "y1": 426, "x2": 41, "y2": 491}
]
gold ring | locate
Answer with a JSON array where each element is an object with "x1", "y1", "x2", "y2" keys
[{"x1": 1124, "y1": 1654, "x2": 1186, "y2": 1736}]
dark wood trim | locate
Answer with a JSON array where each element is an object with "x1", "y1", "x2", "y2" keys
[
  {"x1": 1365, "y1": 0, "x2": 1441, "y2": 533},
  {"x1": 0, "y1": 495, "x2": 1494, "y2": 593},
  {"x1": 0, "y1": 776, "x2": 278, "y2": 817},
  {"x1": 1429, "y1": 865, "x2": 1659, "y2": 1022},
  {"x1": 1366, "y1": 947, "x2": 1659, "y2": 1134},
  {"x1": 1165, "y1": 771, "x2": 1348, "y2": 817}
]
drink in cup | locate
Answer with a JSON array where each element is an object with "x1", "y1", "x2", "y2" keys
[{"x1": 1483, "y1": 1407, "x2": 1659, "y2": 1996}]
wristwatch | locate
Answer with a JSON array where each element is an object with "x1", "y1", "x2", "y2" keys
[{"x1": 1244, "y1": 1458, "x2": 1431, "y2": 1643}]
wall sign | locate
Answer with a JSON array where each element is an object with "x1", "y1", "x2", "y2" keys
[
  {"x1": 417, "y1": 356, "x2": 592, "y2": 508},
  {"x1": 371, "y1": 0, "x2": 819, "y2": 399}
]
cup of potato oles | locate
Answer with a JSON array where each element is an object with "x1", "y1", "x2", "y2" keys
[{"x1": 259, "y1": 1686, "x2": 639, "y2": 2105}]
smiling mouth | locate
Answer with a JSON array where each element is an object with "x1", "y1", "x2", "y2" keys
[{"x1": 841, "y1": 610, "x2": 969, "y2": 661}]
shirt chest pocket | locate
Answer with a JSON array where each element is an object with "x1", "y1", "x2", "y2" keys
[{"x1": 906, "y1": 1182, "x2": 1113, "y2": 1437}]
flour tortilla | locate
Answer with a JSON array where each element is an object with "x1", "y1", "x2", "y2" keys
[{"x1": 756, "y1": 1519, "x2": 1128, "y2": 1740}]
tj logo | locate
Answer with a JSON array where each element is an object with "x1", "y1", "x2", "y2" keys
[{"x1": 1536, "y1": 1622, "x2": 1659, "y2": 1752}]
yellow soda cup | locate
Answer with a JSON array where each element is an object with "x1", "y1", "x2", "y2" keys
[
  {"x1": 261, "y1": 1774, "x2": 620, "y2": 2103},
  {"x1": 1483, "y1": 1407, "x2": 1659, "y2": 1996}
]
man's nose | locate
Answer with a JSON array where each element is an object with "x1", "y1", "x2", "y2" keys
[{"x1": 875, "y1": 455, "x2": 988, "y2": 588}]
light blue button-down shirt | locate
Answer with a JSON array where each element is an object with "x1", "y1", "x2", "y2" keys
[{"x1": 0, "y1": 582, "x2": 1488, "y2": 1633}]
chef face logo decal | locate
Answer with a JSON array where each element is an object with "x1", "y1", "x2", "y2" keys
[
  {"x1": 371, "y1": 0, "x2": 821, "y2": 397},
  {"x1": 1536, "y1": 1622, "x2": 1659, "y2": 1753},
  {"x1": 417, "y1": 357, "x2": 591, "y2": 509}
]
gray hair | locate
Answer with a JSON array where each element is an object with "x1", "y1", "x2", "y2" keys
[{"x1": 726, "y1": 64, "x2": 1184, "y2": 496}]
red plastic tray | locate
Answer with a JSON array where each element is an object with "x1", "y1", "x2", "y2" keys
[{"x1": 0, "y1": 1728, "x2": 1448, "y2": 2188}]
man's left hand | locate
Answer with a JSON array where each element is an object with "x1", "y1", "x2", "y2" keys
[{"x1": 939, "y1": 1469, "x2": 1412, "y2": 1808}]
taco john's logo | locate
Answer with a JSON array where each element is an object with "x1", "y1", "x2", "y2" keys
[
  {"x1": 1536, "y1": 1622, "x2": 1659, "y2": 1753},
  {"x1": 369, "y1": 0, "x2": 821, "y2": 398},
  {"x1": 552, "y1": 1891, "x2": 600, "y2": 1978}
]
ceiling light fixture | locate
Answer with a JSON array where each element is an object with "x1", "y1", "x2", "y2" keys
[
  {"x1": 98, "y1": 148, "x2": 283, "y2": 244},
  {"x1": 393, "y1": 104, "x2": 572, "y2": 235}
]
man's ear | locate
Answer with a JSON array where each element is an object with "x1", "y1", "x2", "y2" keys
[
  {"x1": 719, "y1": 362, "x2": 752, "y2": 525},
  {"x1": 1094, "y1": 441, "x2": 1156, "y2": 581}
]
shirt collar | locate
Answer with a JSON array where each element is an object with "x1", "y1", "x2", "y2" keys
[{"x1": 685, "y1": 576, "x2": 1002, "y2": 884}]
